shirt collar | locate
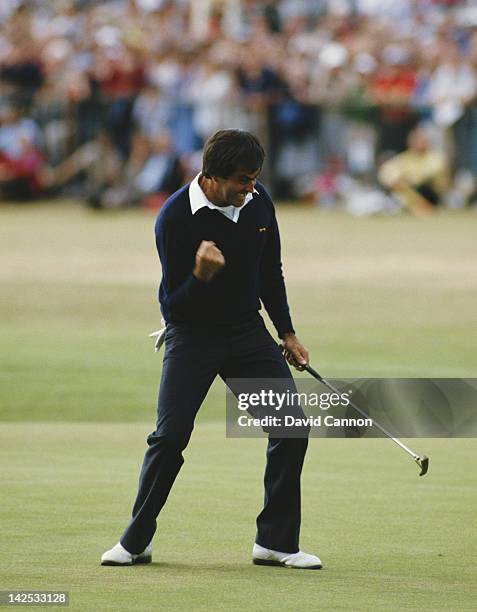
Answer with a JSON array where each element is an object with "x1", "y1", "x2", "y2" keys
[{"x1": 189, "y1": 173, "x2": 258, "y2": 222}]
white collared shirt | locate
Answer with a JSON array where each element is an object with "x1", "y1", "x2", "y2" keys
[{"x1": 189, "y1": 173, "x2": 258, "y2": 223}]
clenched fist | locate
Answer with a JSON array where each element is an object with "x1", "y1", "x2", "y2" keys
[{"x1": 193, "y1": 240, "x2": 226, "y2": 282}]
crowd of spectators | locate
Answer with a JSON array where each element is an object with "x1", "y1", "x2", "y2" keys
[{"x1": 0, "y1": 0, "x2": 476, "y2": 211}]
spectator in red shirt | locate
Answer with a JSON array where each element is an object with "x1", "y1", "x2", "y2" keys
[
  {"x1": 93, "y1": 44, "x2": 146, "y2": 158},
  {"x1": 0, "y1": 105, "x2": 45, "y2": 200},
  {"x1": 369, "y1": 44, "x2": 418, "y2": 153}
]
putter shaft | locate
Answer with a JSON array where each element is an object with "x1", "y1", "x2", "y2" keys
[{"x1": 303, "y1": 364, "x2": 429, "y2": 476}]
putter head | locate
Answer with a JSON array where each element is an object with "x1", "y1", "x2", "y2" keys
[{"x1": 416, "y1": 455, "x2": 429, "y2": 476}]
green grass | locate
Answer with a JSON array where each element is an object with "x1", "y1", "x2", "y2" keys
[
  {"x1": 1, "y1": 424, "x2": 476, "y2": 612},
  {"x1": 1, "y1": 202, "x2": 477, "y2": 610},
  {"x1": 1, "y1": 204, "x2": 476, "y2": 421}
]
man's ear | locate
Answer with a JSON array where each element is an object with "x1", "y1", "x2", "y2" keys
[{"x1": 203, "y1": 173, "x2": 220, "y2": 182}]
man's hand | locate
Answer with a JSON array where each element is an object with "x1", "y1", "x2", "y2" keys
[
  {"x1": 281, "y1": 333, "x2": 309, "y2": 371},
  {"x1": 193, "y1": 240, "x2": 226, "y2": 283}
]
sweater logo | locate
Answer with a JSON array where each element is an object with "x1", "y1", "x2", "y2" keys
[{"x1": 258, "y1": 227, "x2": 267, "y2": 232}]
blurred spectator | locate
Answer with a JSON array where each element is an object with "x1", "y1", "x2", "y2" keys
[
  {"x1": 310, "y1": 43, "x2": 353, "y2": 164},
  {"x1": 369, "y1": 44, "x2": 418, "y2": 153},
  {"x1": 32, "y1": 81, "x2": 69, "y2": 166},
  {"x1": 189, "y1": 56, "x2": 237, "y2": 140},
  {"x1": 0, "y1": 104, "x2": 44, "y2": 199},
  {"x1": 312, "y1": 156, "x2": 346, "y2": 208},
  {"x1": 342, "y1": 56, "x2": 379, "y2": 176},
  {"x1": 100, "y1": 130, "x2": 184, "y2": 209},
  {"x1": 132, "y1": 84, "x2": 171, "y2": 139},
  {"x1": 428, "y1": 42, "x2": 477, "y2": 170},
  {"x1": 0, "y1": 5, "x2": 43, "y2": 108},
  {"x1": 93, "y1": 44, "x2": 146, "y2": 158},
  {"x1": 135, "y1": 131, "x2": 183, "y2": 196},
  {"x1": 98, "y1": 131, "x2": 151, "y2": 208},
  {"x1": 0, "y1": 0, "x2": 476, "y2": 207},
  {"x1": 49, "y1": 130, "x2": 122, "y2": 207},
  {"x1": 378, "y1": 126, "x2": 450, "y2": 216}
]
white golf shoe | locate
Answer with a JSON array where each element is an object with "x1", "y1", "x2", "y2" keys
[
  {"x1": 101, "y1": 542, "x2": 152, "y2": 566},
  {"x1": 252, "y1": 543, "x2": 322, "y2": 569}
]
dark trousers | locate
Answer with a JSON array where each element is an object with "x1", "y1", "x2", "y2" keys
[{"x1": 120, "y1": 316, "x2": 309, "y2": 555}]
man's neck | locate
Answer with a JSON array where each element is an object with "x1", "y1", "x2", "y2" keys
[{"x1": 198, "y1": 174, "x2": 227, "y2": 207}]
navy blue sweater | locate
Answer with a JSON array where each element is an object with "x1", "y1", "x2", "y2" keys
[{"x1": 155, "y1": 181, "x2": 294, "y2": 337}]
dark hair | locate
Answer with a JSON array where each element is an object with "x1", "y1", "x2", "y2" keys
[{"x1": 202, "y1": 129, "x2": 265, "y2": 178}]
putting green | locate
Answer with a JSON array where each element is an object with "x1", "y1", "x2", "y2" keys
[
  {"x1": 1, "y1": 202, "x2": 476, "y2": 610},
  {"x1": 0, "y1": 423, "x2": 476, "y2": 611}
]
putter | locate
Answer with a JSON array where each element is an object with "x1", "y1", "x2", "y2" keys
[{"x1": 303, "y1": 364, "x2": 429, "y2": 476}]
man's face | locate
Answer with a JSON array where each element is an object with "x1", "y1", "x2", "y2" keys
[{"x1": 213, "y1": 168, "x2": 261, "y2": 207}]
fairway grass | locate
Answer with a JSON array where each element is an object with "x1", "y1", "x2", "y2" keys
[
  {"x1": 1, "y1": 204, "x2": 477, "y2": 421},
  {"x1": 1, "y1": 203, "x2": 477, "y2": 610},
  {"x1": 0, "y1": 423, "x2": 476, "y2": 611}
]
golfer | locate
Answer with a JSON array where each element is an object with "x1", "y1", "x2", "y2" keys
[{"x1": 101, "y1": 129, "x2": 322, "y2": 569}]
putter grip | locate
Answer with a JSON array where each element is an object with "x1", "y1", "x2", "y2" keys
[{"x1": 303, "y1": 364, "x2": 324, "y2": 381}]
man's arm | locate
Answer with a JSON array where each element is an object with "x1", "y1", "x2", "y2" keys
[
  {"x1": 258, "y1": 203, "x2": 293, "y2": 337},
  {"x1": 156, "y1": 213, "x2": 225, "y2": 314},
  {"x1": 193, "y1": 240, "x2": 226, "y2": 282},
  {"x1": 281, "y1": 332, "x2": 309, "y2": 371},
  {"x1": 258, "y1": 196, "x2": 309, "y2": 369}
]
